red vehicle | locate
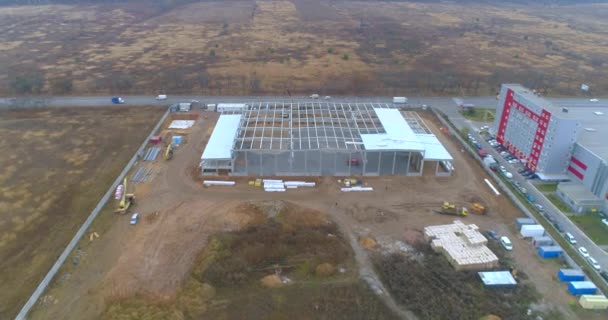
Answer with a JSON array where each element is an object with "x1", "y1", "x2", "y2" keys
[{"x1": 346, "y1": 159, "x2": 360, "y2": 166}]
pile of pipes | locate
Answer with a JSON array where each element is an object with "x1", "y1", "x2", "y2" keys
[
  {"x1": 143, "y1": 147, "x2": 162, "y2": 161},
  {"x1": 263, "y1": 179, "x2": 316, "y2": 192},
  {"x1": 203, "y1": 180, "x2": 236, "y2": 186},
  {"x1": 340, "y1": 186, "x2": 374, "y2": 192}
]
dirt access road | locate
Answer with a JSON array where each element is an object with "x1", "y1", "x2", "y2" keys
[{"x1": 31, "y1": 109, "x2": 582, "y2": 319}]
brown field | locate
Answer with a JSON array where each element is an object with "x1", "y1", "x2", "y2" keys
[
  {"x1": 1, "y1": 1, "x2": 608, "y2": 96},
  {"x1": 23, "y1": 108, "x2": 607, "y2": 320},
  {"x1": 0, "y1": 106, "x2": 164, "y2": 319}
]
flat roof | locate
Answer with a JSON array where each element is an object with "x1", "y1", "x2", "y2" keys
[
  {"x1": 558, "y1": 182, "x2": 602, "y2": 202},
  {"x1": 478, "y1": 271, "x2": 517, "y2": 286},
  {"x1": 416, "y1": 134, "x2": 454, "y2": 161},
  {"x1": 364, "y1": 109, "x2": 453, "y2": 160},
  {"x1": 201, "y1": 114, "x2": 242, "y2": 160},
  {"x1": 363, "y1": 108, "x2": 424, "y2": 151},
  {"x1": 506, "y1": 84, "x2": 608, "y2": 161}
]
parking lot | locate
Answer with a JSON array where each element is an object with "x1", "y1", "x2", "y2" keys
[{"x1": 468, "y1": 129, "x2": 608, "y2": 285}]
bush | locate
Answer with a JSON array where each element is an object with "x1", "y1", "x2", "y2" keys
[
  {"x1": 10, "y1": 72, "x2": 44, "y2": 94},
  {"x1": 342, "y1": 53, "x2": 349, "y2": 60}
]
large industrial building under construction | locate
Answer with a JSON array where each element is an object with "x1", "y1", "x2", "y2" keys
[{"x1": 200, "y1": 102, "x2": 453, "y2": 177}]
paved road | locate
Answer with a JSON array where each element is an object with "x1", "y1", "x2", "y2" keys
[{"x1": 473, "y1": 131, "x2": 608, "y2": 274}]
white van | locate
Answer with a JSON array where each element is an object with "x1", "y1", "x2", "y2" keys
[
  {"x1": 587, "y1": 256, "x2": 601, "y2": 271},
  {"x1": 156, "y1": 94, "x2": 167, "y2": 100},
  {"x1": 130, "y1": 213, "x2": 139, "y2": 225},
  {"x1": 564, "y1": 232, "x2": 577, "y2": 245},
  {"x1": 500, "y1": 236, "x2": 513, "y2": 251}
]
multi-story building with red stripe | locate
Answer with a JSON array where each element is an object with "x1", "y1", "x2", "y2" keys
[{"x1": 492, "y1": 84, "x2": 608, "y2": 213}]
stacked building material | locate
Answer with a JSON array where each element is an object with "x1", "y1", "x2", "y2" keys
[
  {"x1": 340, "y1": 186, "x2": 374, "y2": 192},
  {"x1": 142, "y1": 147, "x2": 162, "y2": 161},
  {"x1": 203, "y1": 180, "x2": 236, "y2": 186},
  {"x1": 168, "y1": 120, "x2": 195, "y2": 129},
  {"x1": 424, "y1": 220, "x2": 499, "y2": 271},
  {"x1": 263, "y1": 179, "x2": 286, "y2": 192}
]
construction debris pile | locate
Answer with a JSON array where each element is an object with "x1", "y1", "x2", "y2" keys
[
  {"x1": 252, "y1": 179, "x2": 316, "y2": 192},
  {"x1": 424, "y1": 220, "x2": 499, "y2": 271}
]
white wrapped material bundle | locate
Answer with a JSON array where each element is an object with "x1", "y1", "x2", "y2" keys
[{"x1": 203, "y1": 180, "x2": 236, "y2": 186}]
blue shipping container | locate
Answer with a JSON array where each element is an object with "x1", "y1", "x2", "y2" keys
[
  {"x1": 558, "y1": 269, "x2": 585, "y2": 282},
  {"x1": 538, "y1": 246, "x2": 562, "y2": 259},
  {"x1": 568, "y1": 281, "x2": 597, "y2": 296}
]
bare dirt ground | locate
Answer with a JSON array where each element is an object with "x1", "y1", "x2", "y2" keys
[
  {"x1": 26, "y1": 107, "x2": 606, "y2": 319},
  {"x1": 0, "y1": 106, "x2": 164, "y2": 319},
  {"x1": 1, "y1": 1, "x2": 607, "y2": 96}
]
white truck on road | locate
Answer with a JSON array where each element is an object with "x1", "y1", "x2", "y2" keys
[{"x1": 393, "y1": 97, "x2": 408, "y2": 104}]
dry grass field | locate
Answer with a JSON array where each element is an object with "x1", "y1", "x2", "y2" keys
[
  {"x1": 0, "y1": 106, "x2": 163, "y2": 319},
  {"x1": 1, "y1": 1, "x2": 607, "y2": 96}
]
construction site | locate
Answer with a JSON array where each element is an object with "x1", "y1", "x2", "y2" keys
[
  {"x1": 17, "y1": 104, "x2": 606, "y2": 320},
  {"x1": 200, "y1": 102, "x2": 453, "y2": 177}
]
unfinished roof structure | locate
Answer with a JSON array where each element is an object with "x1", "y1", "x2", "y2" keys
[{"x1": 200, "y1": 102, "x2": 453, "y2": 176}]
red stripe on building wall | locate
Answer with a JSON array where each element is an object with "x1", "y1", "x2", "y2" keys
[
  {"x1": 570, "y1": 156, "x2": 587, "y2": 171},
  {"x1": 568, "y1": 166, "x2": 584, "y2": 180},
  {"x1": 496, "y1": 89, "x2": 514, "y2": 144}
]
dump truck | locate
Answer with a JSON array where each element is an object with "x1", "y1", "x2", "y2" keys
[{"x1": 435, "y1": 202, "x2": 468, "y2": 216}]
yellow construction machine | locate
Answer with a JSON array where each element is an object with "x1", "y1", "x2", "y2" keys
[
  {"x1": 165, "y1": 143, "x2": 174, "y2": 160},
  {"x1": 470, "y1": 203, "x2": 487, "y2": 215},
  {"x1": 435, "y1": 202, "x2": 468, "y2": 216},
  {"x1": 115, "y1": 177, "x2": 135, "y2": 214}
]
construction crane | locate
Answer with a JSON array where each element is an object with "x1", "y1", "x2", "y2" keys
[
  {"x1": 115, "y1": 177, "x2": 135, "y2": 214},
  {"x1": 470, "y1": 203, "x2": 487, "y2": 215},
  {"x1": 435, "y1": 202, "x2": 468, "y2": 216},
  {"x1": 165, "y1": 143, "x2": 174, "y2": 160}
]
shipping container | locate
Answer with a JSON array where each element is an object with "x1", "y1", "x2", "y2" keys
[
  {"x1": 532, "y1": 236, "x2": 553, "y2": 247},
  {"x1": 538, "y1": 246, "x2": 562, "y2": 259},
  {"x1": 558, "y1": 269, "x2": 585, "y2": 282},
  {"x1": 516, "y1": 218, "x2": 536, "y2": 230},
  {"x1": 568, "y1": 281, "x2": 597, "y2": 296},
  {"x1": 520, "y1": 224, "x2": 545, "y2": 237},
  {"x1": 579, "y1": 294, "x2": 608, "y2": 310}
]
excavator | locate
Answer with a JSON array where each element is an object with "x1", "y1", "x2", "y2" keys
[
  {"x1": 115, "y1": 177, "x2": 135, "y2": 214},
  {"x1": 470, "y1": 203, "x2": 487, "y2": 215},
  {"x1": 435, "y1": 201, "x2": 468, "y2": 217},
  {"x1": 165, "y1": 143, "x2": 174, "y2": 160}
]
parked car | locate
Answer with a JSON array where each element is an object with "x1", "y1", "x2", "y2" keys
[
  {"x1": 499, "y1": 165, "x2": 507, "y2": 173},
  {"x1": 564, "y1": 232, "x2": 577, "y2": 245},
  {"x1": 535, "y1": 204, "x2": 545, "y2": 212},
  {"x1": 486, "y1": 230, "x2": 499, "y2": 240},
  {"x1": 500, "y1": 236, "x2": 513, "y2": 251},
  {"x1": 324, "y1": 96, "x2": 331, "y2": 100},
  {"x1": 578, "y1": 246, "x2": 590, "y2": 258},
  {"x1": 600, "y1": 271, "x2": 608, "y2": 282},
  {"x1": 602, "y1": 219, "x2": 608, "y2": 227},
  {"x1": 156, "y1": 94, "x2": 167, "y2": 100},
  {"x1": 130, "y1": 213, "x2": 139, "y2": 225},
  {"x1": 589, "y1": 98, "x2": 599, "y2": 102},
  {"x1": 587, "y1": 256, "x2": 601, "y2": 271},
  {"x1": 545, "y1": 213, "x2": 555, "y2": 223},
  {"x1": 553, "y1": 222, "x2": 564, "y2": 233}
]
